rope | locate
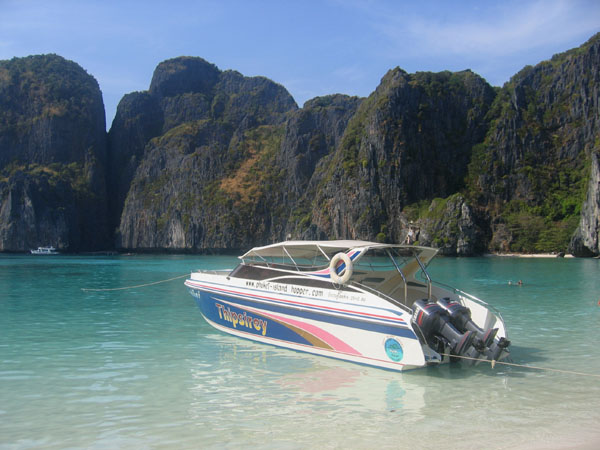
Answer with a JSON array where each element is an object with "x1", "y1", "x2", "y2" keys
[
  {"x1": 441, "y1": 353, "x2": 600, "y2": 378},
  {"x1": 81, "y1": 273, "x2": 189, "y2": 292}
]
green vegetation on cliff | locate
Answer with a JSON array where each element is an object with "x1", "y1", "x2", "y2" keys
[
  {"x1": 1, "y1": 162, "x2": 92, "y2": 196},
  {"x1": 461, "y1": 33, "x2": 598, "y2": 253},
  {"x1": 0, "y1": 54, "x2": 108, "y2": 251}
]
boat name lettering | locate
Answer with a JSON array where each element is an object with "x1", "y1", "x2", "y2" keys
[{"x1": 215, "y1": 303, "x2": 268, "y2": 335}]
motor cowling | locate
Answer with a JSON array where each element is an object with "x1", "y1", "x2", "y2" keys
[
  {"x1": 411, "y1": 299, "x2": 475, "y2": 357},
  {"x1": 485, "y1": 336, "x2": 511, "y2": 361},
  {"x1": 412, "y1": 298, "x2": 511, "y2": 364},
  {"x1": 436, "y1": 298, "x2": 497, "y2": 349},
  {"x1": 436, "y1": 298, "x2": 510, "y2": 363}
]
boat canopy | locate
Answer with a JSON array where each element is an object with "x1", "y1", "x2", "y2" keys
[
  {"x1": 241, "y1": 240, "x2": 373, "y2": 259},
  {"x1": 240, "y1": 240, "x2": 438, "y2": 276}
]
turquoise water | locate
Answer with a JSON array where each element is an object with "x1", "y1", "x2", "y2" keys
[{"x1": 1, "y1": 254, "x2": 599, "y2": 449}]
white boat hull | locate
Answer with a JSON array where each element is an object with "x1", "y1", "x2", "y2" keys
[{"x1": 186, "y1": 275, "x2": 429, "y2": 371}]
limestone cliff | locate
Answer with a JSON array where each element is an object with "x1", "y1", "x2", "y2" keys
[
  {"x1": 2, "y1": 33, "x2": 599, "y2": 255},
  {"x1": 569, "y1": 151, "x2": 600, "y2": 255},
  {"x1": 467, "y1": 33, "x2": 600, "y2": 254},
  {"x1": 0, "y1": 54, "x2": 109, "y2": 251},
  {"x1": 114, "y1": 57, "x2": 298, "y2": 250},
  {"x1": 301, "y1": 69, "x2": 495, "y2": 252},
  {"x1": 106, "y1": 92, "x2": 163, "y2": 234},
  {"x1": 408, "y1": 194, "x2": 486, "y2": 255},
  {"x1": 113, "y1": 36, "x2": 600, "y2": 255},
  {"x1": 274, "y1": 94, "x2": 363, "y2": 240}
]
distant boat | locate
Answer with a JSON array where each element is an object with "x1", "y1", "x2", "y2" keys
[{"x1": 30, "y1": 246, "x2": 59, "y2": 255}]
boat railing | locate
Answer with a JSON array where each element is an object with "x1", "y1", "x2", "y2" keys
[
  {"x1": 388, "y1": 250, "x2": 411, "y2": 303},
  {"x1": 350, "y1": 281, "x2": 413, "y2": 314},
  {"x1": 352, "y1": 280, "x2": 430, "y2": 345},
  {"x1": 414, "y1": 255, "x2": 432, "y2": 300},
  {"x1": 429, "y1": 279, "x2": 505, "y2": 322}
]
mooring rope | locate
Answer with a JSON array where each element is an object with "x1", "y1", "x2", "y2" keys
[
  {"x1": 81, "y1": 273, "x2": 189, "y2": 292},
  {"x1": 441, "y1": 353, "x2": 600, "y2": 378}
]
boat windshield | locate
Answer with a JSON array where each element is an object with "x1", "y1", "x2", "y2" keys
[
  {"x1": 350, "y1": 246, "x2": 436, "y2": 303},
  {"x1": 354, "y1": 247, "x2": 415, "y2": 272},
  {"x1": 351, "y1": 247, "x2": 431, "y2": 285}
]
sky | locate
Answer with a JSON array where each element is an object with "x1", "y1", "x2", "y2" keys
[{"x1": 1, "y1": 0, "x2": 599, "y2": 129}]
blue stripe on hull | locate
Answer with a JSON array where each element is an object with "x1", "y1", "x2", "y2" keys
[
  {"x1": 192, "y1": 290, "x2": 314, "y2": 346},
  {"x1": 189, "y1": 287, "x2": 418, "y2": 340}
]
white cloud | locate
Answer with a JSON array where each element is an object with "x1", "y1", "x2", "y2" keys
[
  {"x1": 422, "y1": 1, "x2": 596, "y2": 56},
  {"x1": 338, "y1": 0, "x2": 600, "y2": 86},
  {"x1": 358, "y1": 0, "x2": 600, "y2": 59}
]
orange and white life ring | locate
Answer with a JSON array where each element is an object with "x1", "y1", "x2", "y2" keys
[{"x1": 329, "y1": 252, "x2": 353, "y2": 285}]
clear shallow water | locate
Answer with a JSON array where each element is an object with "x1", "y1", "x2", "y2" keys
[{"x1": 1, "y1": 254, "x2": 599, "y2": 449}]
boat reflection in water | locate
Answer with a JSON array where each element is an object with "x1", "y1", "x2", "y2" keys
[{"x1": 187, "y1": 334, "x2": 427, "y2": 424}]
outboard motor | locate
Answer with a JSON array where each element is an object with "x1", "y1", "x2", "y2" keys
[
  {"x1": 485, "y1": 336, "x2": 511, "y2": 361},
  {"x1": 411, "y1": 299, "x2": 475, "y2": 357},
  {"x1": 436, "y1": 298, "x2": 510, "y2": 362},
  {"x1": 436, "y1": 298, "x2": 497, "y2": 347}
]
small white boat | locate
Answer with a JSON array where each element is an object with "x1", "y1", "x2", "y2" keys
[
  {"x1": 30, "y1": 246, "x2": 59, "y2": 255},
  {"x1": 185, "y1": 240, "x2": 510, "y2": 371}
]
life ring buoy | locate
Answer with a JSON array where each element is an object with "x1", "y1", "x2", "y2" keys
[{"x1": 329, "y1": 252, "x2": 353, "y2": 285}]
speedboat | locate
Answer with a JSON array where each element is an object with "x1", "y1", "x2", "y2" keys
[
  {"x1": 185, "y1": 240, "x2": 510, "y2": 371},
  {"x1": 30, "y1": 246, "x2": 59, "y2": 255}
]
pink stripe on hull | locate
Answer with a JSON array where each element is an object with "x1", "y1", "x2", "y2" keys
[
  {"x1": 221, "y1": 299, "x2": 361, "y2": 356},
  {"x1": 259, "y1": 309, "x2": 362, "y2": 356}
]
